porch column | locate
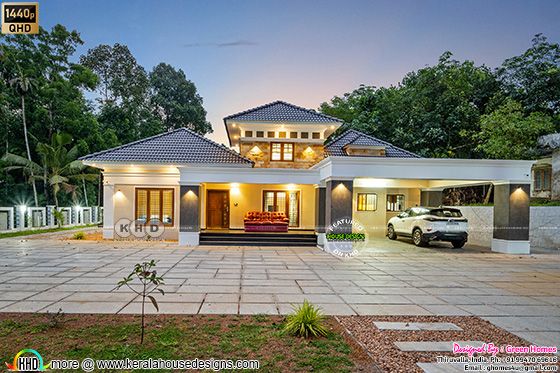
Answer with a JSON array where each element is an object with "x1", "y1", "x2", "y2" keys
[
  {"x1": 325, "y1": 179, "x2": 353, "y2": 233},
  {"x1": 315, "y1": 185, "x2": 326, "y2": 246},
  {"x1": 492, "y1": 183, "x2": 530, "y2": 254},
  {"x1": 102, "y1": 183, "x2": 114, "y2": 239},
  {"x1": 420, "y1": 188, "x2": 443, "y2": 206},
  {"x1": 179, "y1": 184, "x2": 200, "y2": 246}
]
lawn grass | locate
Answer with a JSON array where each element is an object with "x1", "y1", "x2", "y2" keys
[
  {"x1": 0, "y1": 314, "x2": 370, "y2": 372},
  {"x1": 0, "y1": 224, "x2": 98, "y2": 239}
]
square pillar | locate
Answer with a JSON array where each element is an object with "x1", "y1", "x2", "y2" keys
[
  {"x1": 325, "y1": 180, "x2": 353, "y2": 232},
  {"x1": 179, "y1": 184, "x2": 200, "y2": 246},
  {"x1": 492, "y1": 183, "x2": 530, "y2": 254},
  {"x1": 315, "y1": 185, "x2": 326, "y2": 246},
  {"x1": 102, "y1": 183, "x2": 114, "y2": 239}
]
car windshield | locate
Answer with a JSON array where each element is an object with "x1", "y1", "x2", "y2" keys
[{"x1": 429, "y1": 208, "x2": 463, "y2": 217}]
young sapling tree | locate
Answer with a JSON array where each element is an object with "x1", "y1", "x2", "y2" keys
[{"x1": 117, "y1": 260, "x2": 165, "y2": 344}]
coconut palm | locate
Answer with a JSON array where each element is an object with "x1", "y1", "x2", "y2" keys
[
  {"x1": 8, "y1": 67, "x2": 39, "y2": 206},
  {"x1": 2, "y1": 133, "x2": 98, "y2": 207}
]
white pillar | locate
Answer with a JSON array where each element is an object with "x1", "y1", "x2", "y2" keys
[{"x1": 103, "y1": 183, "x2": 114, "y2": 239}]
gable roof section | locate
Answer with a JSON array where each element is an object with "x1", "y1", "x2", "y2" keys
[
  {"x1": 223, "y1": 100, "x2": 343, "y2": 123},
  {"x1": 79, "y1": 128, "x2": 253, "y2": 166},
  {"x1": 324, "y1": 129, "x2": 421, "y2": 158}
]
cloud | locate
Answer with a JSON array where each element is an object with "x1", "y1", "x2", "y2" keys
[{"x1": 183, "y1": 40, "x2": 258, "y2": 48}]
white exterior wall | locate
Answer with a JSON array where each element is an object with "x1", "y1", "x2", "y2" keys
[
  {"x1": 456, "y1": 206, "x2": 495, "y2": 247},
  {"x1": 458, "y1": 206, "x2": 560, "y2": 250}
]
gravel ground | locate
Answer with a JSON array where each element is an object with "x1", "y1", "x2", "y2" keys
[{"x1": 336, "y1": 315, "x2": 558, "y2": 373}]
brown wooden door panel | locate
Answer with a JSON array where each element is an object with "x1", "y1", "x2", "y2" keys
[{"x1": 206, "y1": 190, "x2": 229, "y2": 229}]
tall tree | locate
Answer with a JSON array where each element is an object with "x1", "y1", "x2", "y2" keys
[
  {"x1": 321, "y1": 52, "x2": 500, "y2": 158},
  {"x1": 476, "y1": 99, "x2": 555, "y2": 160},
  {"x1": 498, "y1": 34, "x2": 560, "y2": 116},
  {"x1": 149, "y1": 63, "x2": 212, "y2": 134},
  {"x1": 8, "y1": 67, "x2": 39, "y2": 206},
  {"x1": 80, "y1": 43, "x2": 149, "y2": 107}
]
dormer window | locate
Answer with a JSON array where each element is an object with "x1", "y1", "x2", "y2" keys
[
  {"x1": 267, "y1": 131, "x2": 275, "y2": 138},
  {"x1": 279, "y1": 132, "x2": 286, "y2": 138},
  {"x1": 245, "y1": 130, "x2": 253, "y2": 137},
  {"x1": 301, "y1": 132, "x2": 309, "y2": 139},
  {"x1": 256, "y1": 131, "x2": 264, "y2": 138},
  {"x1": 312, "y1": 132, "x2": 320, "y2": 139},
  {"x1": 290, "y1": 131, "x2": 297, "y2": 139}
]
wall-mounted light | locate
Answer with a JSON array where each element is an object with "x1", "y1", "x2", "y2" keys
[
  {"x1": 230, "y1": 183, "x2": 241, "y2": 195},
  {"x1": 330, "y1": 125, "x2": 335, "y2": 129},
  {"x1": 303, "y1": 146, "x2": 315, "y2": 156},
  {"x1": 287, "y1": 183, "x2": 296, "y2": 191},
  {"x1": 18, "y1": 205, "x2": 27, "y2": 213},
  {"x1": 250, "y1": 146, "x2": 262, "y2": 155},
  {"x1": 232, "y1": 123, "x2": 237, "y2": 128}
]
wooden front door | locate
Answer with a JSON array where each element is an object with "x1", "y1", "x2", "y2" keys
[{"x1": 206, "y1": 190, "x2": 229, "y2": 229}]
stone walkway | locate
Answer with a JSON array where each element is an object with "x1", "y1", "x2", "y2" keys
[{"x1": 0, "y1": 236, "x2": 558, "y2": 348}]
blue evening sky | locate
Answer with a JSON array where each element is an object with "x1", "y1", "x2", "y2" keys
[{"x1": 40, "y1": 0, "x2": 560, "y2": 145}]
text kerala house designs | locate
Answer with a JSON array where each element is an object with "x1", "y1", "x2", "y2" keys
[{"x1": 80, "y1": 100, "x2": 535, "y2": 254}]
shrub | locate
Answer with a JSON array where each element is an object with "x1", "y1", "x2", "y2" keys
[
  {"x1": 53, "y1": 210, "x2": 65, "y2": 228},
  {"x1": 284, "y1": 300, "x2": 328, "y2": 338},
  {"x1": 72, "y1": 232, "x2": 85, "y2": 240}
]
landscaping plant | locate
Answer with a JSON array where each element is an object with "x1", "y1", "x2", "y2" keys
[
  {"x1": 117, "y1": 260, "x2": 165, "y2": 344},
  {"x1": 53, "y1": 210, "x2": 65, "y2": 228},
  {"x1": 284, "y1": 300, "x2": 328, "y2": 338},
  {"x1": 72, "y1": 231, "x2": 85, "y2": 240}
]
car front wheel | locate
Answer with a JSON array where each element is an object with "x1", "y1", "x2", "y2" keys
[
  {"x1": 412, "y1": 228, "x2": 427, "y2": 247},
  {"x1": 387, "y1": 225, "x2": 397, "y2": 240}
]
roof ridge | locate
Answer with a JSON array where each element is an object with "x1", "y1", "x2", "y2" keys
[
  {"x1": 223, "y1": 100, "x2": 343, "y2": 122},
  {"x1": 325, "y1": 128, "x2": 421, "y2": 158},
  {"x1": 80, "y1": 127, "x2": 254, "y2": 164},
  {"x1": 177, "y1": 127, "x2": 254, "y2": 164}
]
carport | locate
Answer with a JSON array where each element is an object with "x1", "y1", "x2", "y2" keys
[{"x1": 312, "y1": 157, "x2": 535, "y2": 254}]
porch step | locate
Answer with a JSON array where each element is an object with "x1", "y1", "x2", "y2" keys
[{"x1": 199, "y1": 232, "x2": 317, "y2": 247}]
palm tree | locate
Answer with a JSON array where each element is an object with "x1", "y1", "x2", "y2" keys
[
  {"x1": 2, "y1": 133, "x2": 98, "y2": 207},
  {"x1": 8, "y1": 67, "x2": 38, "y2": 206}
]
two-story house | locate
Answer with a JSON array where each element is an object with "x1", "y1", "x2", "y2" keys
[{"x1": 81, "y1": 100, "x2": 536, "y2": 254}]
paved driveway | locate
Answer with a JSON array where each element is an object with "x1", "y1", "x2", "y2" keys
[{"x1": 0, "y1": 235, "x2": 558, "y2": 348}]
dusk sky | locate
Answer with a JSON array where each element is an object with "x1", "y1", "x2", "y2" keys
[{"x1": 41, "y1": 0, "x2": 560, "y2": 145}]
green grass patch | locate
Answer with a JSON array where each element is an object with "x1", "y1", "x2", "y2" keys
[
  {"x1": 0, "y1": 224, "x2": 97, "y2": 239},
  {"x1": 0, "y1": 314, "x2": 363, "y2": 373}
]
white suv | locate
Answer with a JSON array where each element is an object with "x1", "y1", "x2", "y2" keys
[{"x1": 387, "y1": 207, "x2": 468, "y2": 248}]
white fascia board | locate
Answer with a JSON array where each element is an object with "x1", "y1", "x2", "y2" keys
[
  {"x1": 179, "y1": 166, "x2": 320, "y2": 185},
  {"x1": 315, "y1": 157, "x2": 535, "y2": 183}
]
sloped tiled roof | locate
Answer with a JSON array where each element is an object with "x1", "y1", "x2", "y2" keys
[
  {"x1": 224, "y1": 101, "x2": 343, "y2": 123},
  {"x1": 325, "y1": 129, "x2": 421, "y2": 158},
  {"x1": 79, "y1": 128, "x2": 253, "y2": 165}
]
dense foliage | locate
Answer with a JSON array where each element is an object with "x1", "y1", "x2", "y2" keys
[
  {"x1": 0, "y1": 25, "x2": 210, "y2": 206},
  {"x1": 320, "y1": 34, "x2": 560, "y2": 159}
]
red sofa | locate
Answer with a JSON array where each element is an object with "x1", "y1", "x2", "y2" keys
[{"x1": 244, "y1": 211, "x2": 289, "y2": 232}]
